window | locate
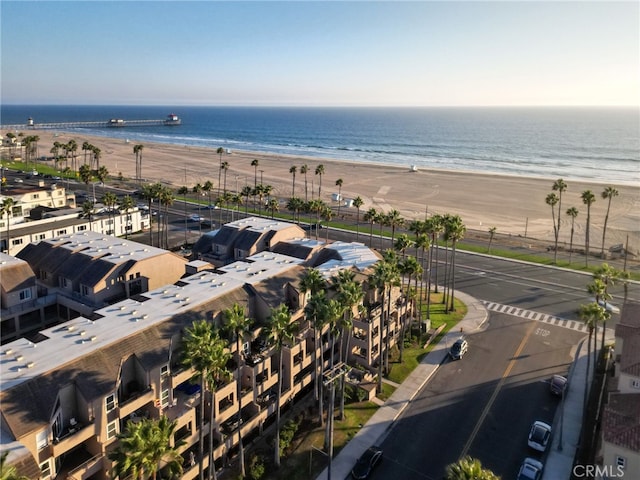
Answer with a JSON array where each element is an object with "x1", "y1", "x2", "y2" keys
[
  {"x1": 37, "y1": 233, "x2": 46, "y2": 240},
  {"x1": 161, "y1": 389, "x2": 170, "y2": 408},
  {"x1": 56, "y1": 229, "x2": 66, "y2": 235},
  {"x1": 11, "y1": 238, "x2": 23, "y2": 246},
  {"x1": 19, "y1": 289, "x2": 32, "y2": 301},
  {"x1": 32, "y1": 193, "x2": 40, "y2": 199},
  {"x1": 40, "y1": 460, "x2": 52, "y2": 479},
  {"x1": 81, "y1": 285, "x2": 90, "y2": 296},
  {"x1": 106, "y1": 420, "x2": 118, "y2": 440},
  {"x1": 105, "y1": 393, "x2": 116, "y2": 412},
  {"x1": 160, "y1": 364, "x2": 169, "y2": 377},
  {"x1": 616, "y1": 456, "x2": 626, "y2": 469},
  {"x1": 59, "y1": 278, "x2": 68, "y2": 288},
  {"x1": 631, "y1": 379, "x2": 640, "y2": 389},
  {"x1": 77, "y1": 225, "x2": 87, "y2": 231},
  {"x1": 36, "y1": 429, "x2": 49, "y2": 450}
]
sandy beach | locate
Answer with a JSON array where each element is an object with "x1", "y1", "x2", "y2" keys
[{"x1": 22, "y1": 129, "x2": 640, "y2": 254}]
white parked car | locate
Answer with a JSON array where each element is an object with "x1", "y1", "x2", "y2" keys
[
  {"x1": 517, "y1": 457, "x2": 544, "y2": 480},
  {"x1": 528, "y1": 421, "x2": 552, "y2": 452},
  {"x1": 189, "y1": 214, "x2": 205, "y2": 222}
]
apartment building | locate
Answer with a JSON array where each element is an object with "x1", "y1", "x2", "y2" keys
[
  {"x1": 600, "y1": 301, "x2": 640, "y2": 476},
  {"x1": 1, "y1": 232, "x2": 187, "y2": 343},
  {"x1": 0, "y1": 228, "x2": 408, "y2": 480}
]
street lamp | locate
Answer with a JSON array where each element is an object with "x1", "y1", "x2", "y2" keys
[{"x1": 322, "y1": 362, "x2": 350, "y2": 480}]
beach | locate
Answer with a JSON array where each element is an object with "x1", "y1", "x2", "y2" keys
[{"x1": 24, "y1": 129, "x2": 640, "y2": 254}]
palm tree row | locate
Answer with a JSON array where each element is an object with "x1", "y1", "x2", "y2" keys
[{"x1": 545, "y1": 179, "x2": 621, "y2": 266}]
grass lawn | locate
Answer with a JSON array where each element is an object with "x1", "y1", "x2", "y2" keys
[
  {"x1": 386, "y1": 292, "x2": 466, "y2": 385},
  {"x1": 262, "y1": 401, "x2": 379, "y2": 480}
]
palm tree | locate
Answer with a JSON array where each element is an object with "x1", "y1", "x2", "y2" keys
[
  {"x1": 300, "y1": 164, "x2": 309, "y2": 201},
  {"x1": 193, "y1": 183, "x2": 203, "y2": 235},
  {"x1": 251, "y1": 158, "x2": 259, "y2": 191},
  {"x1": 581, "y1": 190, "x2": 596, "y2": 267},
  {"x1": 217, "y1": 147, "x2": 225, "y2": 196},
  {"x1": 159, "y1": 187, "x2": 174, "y2": 248},
  {"x1": 332, "y1": 269, "x2": 363, "y2": 419},
  {"x1": 322, "y1": 206, "x2": 333, "y2": 242},
  {"x1": 82, "y1": 141, "x2": 92, "y2": 166},
  {"x1": 286, "y1": 197, "x2": 304, "y2": 224},
  {"x1": 399, "y1": 255, "x2": 420, "y2": 360},
  {"x1": 487, "y1": 226, "x2": 497, "y2": 254},
  {"x1": 386, "y1": 209, "x2": 404, "y2": 245},
  {"x1": 578, "y1": 302, "x2": 605, "y2": 414},
  {"x1": 241, "y1": 185, "x2": 252, "y2": 215},
  {"x1": 314, "y1": 164, "x2": 325, "y2": 199},
  {"x1": 305, "y1": 291, "x2": 330, "y2": 422},
  {"x1": 307, "y1": 199, "x2": 326, "y2": 240},
  {"x1": 203, "y1": 180, "x2": 214, "y2": 226},
  {"x1": 393, "y1": 233, "x2": 412, "y2": 260},
  {"x1": 78, "y1": 164, "x2": 93, "y2": 196},
  {"x1": 427, "y1": 214, "x2": 445, "y2": 294},
  {"x1": 253, "y1": 184, "x2": 265, "y2": 217},
  {"x1": 102, "y1": 192, "x2": 118, "y2": 235},
  {"x1": 1, "y1": 198, "x2": 15, "y2": 254},
  {"x1": 221, "y1": 161, "x2": 229, "y2": 196},
  {"x1": 600, "y1": 186, "x2": 619, "y2": 258},
  {"x1": 81, "y1": 201, "x2": 95, "y2": 231},
  {"x1": 223, "y1": 304, "x2": 253, "y2": 478},
  {"x1": 0, "y1": 451, "x2": 29, "y2": 480},
  {"x1": 353, "y1": 196, "x2": 364, "y2": 241},
  {"x1": 335, "y1": 178, "x2": 344, "y2": 218},
  {"x1": 370, "y1": 259, "x2": 400, "y2": 391},
  {"x1": 182, "y1": 320, "x2": 230, "y2": 480},
  {"x1": 552, "y1": 178, "x2": 568, "y2": 255},
  {"x1": 109, "y1": 416, "x2": 184, "y2": 480},
  {"x1": 119, "y1": 195, "x2": 134, "y2": 239},
  {"x1": 177, "y1": 186, "x2": 189, "y2": 246},
  {"x1": 414, "y1": 231, "x2": 430, "y2": 330},
  {"x1": 96, "y1": 165, "x2": 109, "y2": 185},
  {"x1": 445, "y1": 456, "x2": 500, "y2": 480},
  {"x1": 545, "y1": 192, "x2": 560, "y2": 263},
  {"x1": 264, "y1": 304, "x2": 297, "y2": 467},
  {"x1": 267, "y1": 198, "x2": 279, "y2": 219},
  {"x1": 289, "y1": 165, "x2": 297, "y2": 197},
  {"x1": 363, "y1": 207, "x2": 377, "y2": 248},
  {"x1": 566, "y1": 207, "x2": 579, "y2": 264},
  {"x1": 91, "y1": 146, "x2": 102, "y2": 171},
  {"x1": 446, "y1": 215, "x2": 465, "y2": 312},
  {"x1": 133, "y1": 144, "x2": 144, "y2": 184},
  {"x1": 593, "y1": 263, "x2": 621, "y2": 350}
]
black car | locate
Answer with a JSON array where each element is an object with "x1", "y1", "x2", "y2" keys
[{"x1": 351, "y1": 446, "x2": 383, "y2": 479}]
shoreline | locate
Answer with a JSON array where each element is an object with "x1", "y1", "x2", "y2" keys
[{"x1": 10, "y1": 129, "x2": 640, "y2": 253}]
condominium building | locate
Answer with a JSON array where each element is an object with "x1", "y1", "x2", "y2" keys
[{"x1": 0, "y1": 223, "x2": 408, "y2": 480}]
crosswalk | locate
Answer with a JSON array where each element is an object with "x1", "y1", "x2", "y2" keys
[{"x1": 481, "y1": 301, "x2": 589, "y2": 333}]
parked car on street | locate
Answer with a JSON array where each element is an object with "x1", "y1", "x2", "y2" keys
[
  {"x1": 528, "y1": 421, "x2": 552, "y2": 452},
  {"x1": 589, "y1": 298, "x2": 620, "y2": 314},
  {"x1": 517, "y1": 457, "x2": 544, "y2": 480},
  {"x1": 189, "y1": 214, "x2": 205, "y2": 222},
  {"x1": 449, "y1": 337, "x2": 468, "y2": 360},
  {"x1": 549, "y1": 375, "x2": 568, "y2": 396},
  {"x1": 351, "y1": 446, "x2": 383, "y2": 479}
]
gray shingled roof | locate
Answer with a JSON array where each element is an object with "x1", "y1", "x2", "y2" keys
[{"x1": 0, "y1": 262, "x2": 36, "y2": 293}]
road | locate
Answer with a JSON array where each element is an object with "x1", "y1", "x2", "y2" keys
[{"x1": 373, "y1": 314, "x2": 583, "y2": 480}]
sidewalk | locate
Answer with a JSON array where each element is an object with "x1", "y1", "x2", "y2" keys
[{"x1": 315, "y1": 290, "x2": 489, "y2": 480}]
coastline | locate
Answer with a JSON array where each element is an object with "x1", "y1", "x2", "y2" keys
[{"x1": 16, "y1": 129, "x2": 640, "y2": 253}]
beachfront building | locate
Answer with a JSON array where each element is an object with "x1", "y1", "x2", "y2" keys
[
  {"x1": 191, "y1": 216, "x2": 306, "y2": 266},
  {"x1": 0, "y1": 227, "x2": 411, "y2": 480},
  {"x1": 600, "y1": 301, "x2": 640, "y2": 476},
  {"x1": 1, "y1": 232, "x2": 187, "y2": 343}
]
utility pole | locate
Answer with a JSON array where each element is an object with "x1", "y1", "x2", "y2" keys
[{"x1": 322, "y1": 362, "x2": 350, "y2": 480}]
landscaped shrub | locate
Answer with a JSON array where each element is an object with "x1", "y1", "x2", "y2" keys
[
  {"x1": 345, "y1": 384, "x2": 366, "y2": 403},
  {"x1": 279, "y1": 418, "x2": 301, "y2": 454},
  {"x1": 247, "y1": 454, "x2": 265, "y2": 480}
]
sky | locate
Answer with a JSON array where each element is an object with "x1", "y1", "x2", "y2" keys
[{"x1": 1, "y1": 1, "x2": 638, "y2": 107}]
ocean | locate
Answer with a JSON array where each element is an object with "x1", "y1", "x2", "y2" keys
[{"x1": 1, "y1": 105, "x2": 638, "y2": 186}]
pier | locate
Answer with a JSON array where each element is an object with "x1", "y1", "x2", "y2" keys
[{"x1": 1, "y1": 113, "x2": 181, "y2": 131}]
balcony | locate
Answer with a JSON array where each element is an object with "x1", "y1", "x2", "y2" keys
[
  {"x1": 118, "y1": 385, "x2": 154, "y2": 417},
  {"x1": 66, "y1": 453, "x2": 104, "y2": 480},
  {"x1": 52, "y1": 421, "x2": 95, "y2": 457}
]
